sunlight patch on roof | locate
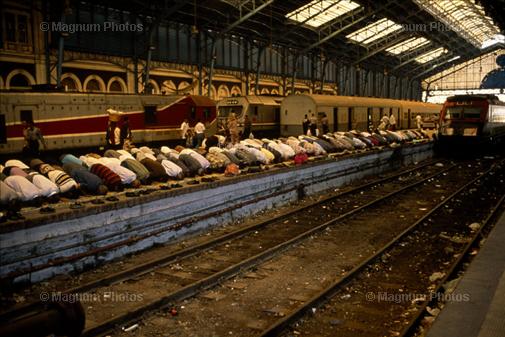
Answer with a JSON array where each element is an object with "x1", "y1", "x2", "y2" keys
[
  {"x1": 286, "y1": 0, "x2": 361, "y2": 28},
  {"x1": 346, "y1": 18, "x2": 403, "y2": 44},
  {"x1": 386, "y1": 37, "x2": 431, "y2": 55},
  {"x1": 415, "y1": 47, "x2": 449, "y2": 63},
  {"x1": 414, "y1": 0, "x2": 500, "y2": 49}
]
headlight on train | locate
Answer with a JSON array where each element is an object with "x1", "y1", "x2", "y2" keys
[{"x1": 463, "y1": 128, "x2": 477, "y2": 136}]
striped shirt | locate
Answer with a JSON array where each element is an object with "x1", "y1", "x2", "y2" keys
[{"x1": 90, "y1": 164, "x2": 122, "y2": 189}]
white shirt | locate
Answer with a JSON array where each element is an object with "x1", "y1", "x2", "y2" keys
[
  {"x1": 117, "y1": 150, "x2": 134, "y2": 159},
  {"x1": 1, "y1": 180, "x2": 19, "y2": 204},
  {"x1": 180, "y1": 122, "x2": 189, "y2": 139},
  {"x1": 389, "y1": 114, "x2": 396, "y2": 125},
  {"x1": 29, "y1": 172, "x2": 59, "y2": 197},
  {"x1": 194, "y1": 122, "x2": 205, "y2": 134},
  {"x1": 99, "y1": 157, "x2": 136, "y2": 184},
  {"x1": 5, "y1": 159, "x2": 29, "y2": 169},
  {"x1": 80, "y1": 155, "x2": 100, "y2": 167},
  {"x1": 4, "y1": 175, "x2": 41, "y2": 201},
  {"x1": 159, "y1": 160, "x2": 183, "y2": 178}
]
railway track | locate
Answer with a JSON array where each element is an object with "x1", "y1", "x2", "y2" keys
[
  {"x1": 97, "y1": 157, "x2": 500, "y2": 337},
  {"x1": 255, "y1": 158, "x2": 505, "y2": 337},
  {"x1": 0, "y1": 158, "x2": 482, "y2": 337}
]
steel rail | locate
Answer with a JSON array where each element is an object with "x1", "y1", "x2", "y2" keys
[
  {"x1": 79, "y1": 163, "x2": 456, "y2": 337},
  {"x1": 0, "y1": 159, "x2": 442, "y2": 324},
  {"x1": 257, "y1": 159, "x2": 503, "y2": 337}
]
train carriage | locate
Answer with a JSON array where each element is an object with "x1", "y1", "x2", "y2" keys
[
  {"x1": 280, "y1": 94, "x2": 441, "y2": 136},
  {"x1": 437, "y1": 94, "x2": 505, "y2": 146},
  {"x1": 216, "y1": 95, "x2": 282, "y2": 138},
  {"x1": 0, "y1": 92, "x2": 216, "y2": 154}
]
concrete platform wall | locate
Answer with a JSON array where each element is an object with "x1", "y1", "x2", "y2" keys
[{"x1": 0, "y1": 144, "x2": 433, "y2": 284}]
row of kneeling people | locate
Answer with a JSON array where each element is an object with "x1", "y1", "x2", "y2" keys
[{"x1": 0, "y1": 129, "x2": 427, "y2": 212}]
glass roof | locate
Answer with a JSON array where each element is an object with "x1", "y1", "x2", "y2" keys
[
  {"x1": 386, "y1": 37, "x2": 431, "y2": 55},
  {"x1": 346, "y1": 18, "x2": 403, "y2": 44},
  {"x1": 286, "y1": 0, "x2": 361, "y2": 28},
  {"x1": 413, "y1": 0, "x2": 500, "y2": 49},
  {"x1": 415, "y1": 47, "x2": 449, "y2": 63}
]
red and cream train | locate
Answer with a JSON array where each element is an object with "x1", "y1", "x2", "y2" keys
[{"x1": 0, "y1": 93, "x2": 217, "y2": 154}]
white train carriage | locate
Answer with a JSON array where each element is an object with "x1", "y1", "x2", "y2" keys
[
  {"x1": 217, "y1": 95, "x2": 282, "y2": 137},
  {"x1": 280, "y1": 94, "x2": 441, "y2": 136}
]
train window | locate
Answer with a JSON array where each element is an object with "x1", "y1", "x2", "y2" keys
[
  {"x1": 20, "y1": 110, "x2": 33, "y2": 123},
  {"x1": 445, "y1": 107, "x2": 462, "y2": 119},
  {"x1": 144, "y1": 106, "x2": 157, "y2": 124},
  {"x1": 0, "y1": 115, "x2": 6, "y2": 144},
  {"x1": 203, "y1": 108, "x2": 210, "y2": 120},
  {"x1": 190, "y1": 107, "x2": 196, "y2": 120},
  {"x1": 463, "y1": 107, "x2": 481, "y2": 119}
]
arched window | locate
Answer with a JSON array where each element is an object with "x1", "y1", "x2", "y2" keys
[
  {"x1": 62, "y1": 77, "x2": 78, "y2": 92},
  {"x1": 86, "y1": 79, "x2": 101, "y2": 92},
  {"x1": 10, "y1": 74, "x2": 30, "y2": 88}
]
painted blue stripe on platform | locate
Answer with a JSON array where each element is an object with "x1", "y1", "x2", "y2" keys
[{"x1": 427, "y1": 210, "x2": 505, "y2": 337}]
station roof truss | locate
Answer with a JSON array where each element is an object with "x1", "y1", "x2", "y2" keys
[{"x1": 88, "y1": 0, "x2": 505, "y2": 80}]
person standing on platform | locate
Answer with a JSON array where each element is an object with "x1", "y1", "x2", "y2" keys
[
  {"x1": 106, "y1": 121, "x2": 121, "y2": 149},
  {"x1": 180, "y1": 119, "x2": 190, "y2": 145},
  {"x1": 194, "y1": 119, "x2": 206, "y2": 148},
  {"x1": 243, "y1": 115, "x2": 252, "y2": 139},
  {"x1": 380, "y1": 114, "x2": 390, "y2": 131},
  {"x1": 416, "y1": 114, "x2": 423, "y2": 129},
  {"x1": 309, "y1": 113, "x2": 317, "y2": 136},
  {"x1": 228, "y1": 113, "x2": 239, "y2": 144},
  {"x1": 302, "y1": 114, "x2": 310, "y2": 135},
  {"x1": 389, "y1": 113, "x2": 397, "y2": 131},
  {"x1": 321, "y1": 114, "x2": 329, "y2": 134},
  {"x1": 23, "y1": 121, "x2": 46, "y2": 157},
  {"x1": 120, "y1": 116, "x2": 132, "y2": 148}
]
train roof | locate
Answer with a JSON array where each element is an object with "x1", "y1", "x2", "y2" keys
[
  {"x1": 217, "y1": 95, "x2": 283, "y2": 106},
  {"x1": 283, "y1": 94, "x2": 441, "y2": 109},
  {"x1": 446, "y1": 94, "x2": 501, "y2": 102}
]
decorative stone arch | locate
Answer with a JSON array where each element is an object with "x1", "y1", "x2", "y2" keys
[
  {"x1": 178, "y1": 81, "x2": 193, "y2": 94},
  {"x1": 217, "y1": 84, "x2": 230, "y2": 100},
  {"x1": 148, "y1": 79, "x2": 160, "y2": 94},
  {"x1": 295, "y1": 90, "x2": 302, "y2": 95},
  {"x1": 260, "y1": 88, "x2": 270, "y2": 95},
  {"x1": 161, "y1": 80, "x2": 177, "y2": 95},
  {"x1": 61, "y1": 73, "x2": 83, "y2": 92},
  {"x1": 107, "y1": 76, "x2": 127, "y2": 93},
  {"x1": 271, "y1": 88, "x2": 279, "y2": 95},
  {"x1": 83, "y1": 74, "x2": 106, "y2": 92},
  {"x1": 6, "y1": 69, "x2": 36, "y2": 89},
  {"x1": 230, "y1": 85, "x2": 241, "y2": 96},
  {"x1": 204, "y1": 84, "x2": 217, "y2": 100},
  {"x1": 0, "y1": 76, "x2": 4, "y2": 89}
]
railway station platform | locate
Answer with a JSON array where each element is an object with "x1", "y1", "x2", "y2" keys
[
  {"x1": 0, "y1": 143, "x2": 432, "y2": 285},
  {"x1": 427, "y1": 209, "x2": 505, "y2": 337}
]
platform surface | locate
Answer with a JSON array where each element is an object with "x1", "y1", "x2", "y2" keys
[{"x1": 427, "y1": 209, "x2": 505, "y2": 337}]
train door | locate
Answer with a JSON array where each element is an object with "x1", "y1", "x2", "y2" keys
[
  {"x1": 347, "y1": 107, "x2": 353, "y2": 131},
  {"x1": 274, "y1": 107, "x2": 280, "y2": 134},
  {"x1": 333, "y1": 107, "x2": 338, "y2": 131},
  {"x1": 0, "y1": 114, "x2": 6, "y2": 144},
  {"x1": 407, "y1": 109, "x2": 411, "y2": 129}
]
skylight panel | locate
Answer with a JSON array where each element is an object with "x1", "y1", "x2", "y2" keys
[
  {"x1": 386, "y1": 37, "x2": 431, "y2": 55},
  {"x1": 414, "y1": 0, "x2": 500, "y2": 49},
  {"x1": 286, "y1": 0, "x2": 361, "y2": 28},
  {"x1": 346, "y1": 18, "x2": 403, "y2": 44},
  {"x1": 415, "y1": 47, "x2": 448, "y2": 63}
]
